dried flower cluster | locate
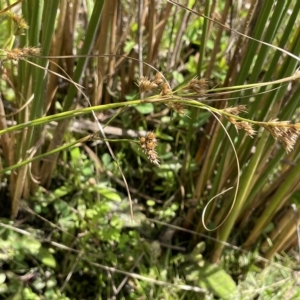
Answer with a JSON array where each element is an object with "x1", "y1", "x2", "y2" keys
[
  {"x1": 260, "y1": 120, "x2": 300, "y2": 153},
  {"x1": 137, "y1": 76, "x2": 158, "y2": 93},
  {"x1": 139, "y1": 132, "x2": 160, "y2": 166},
  {"x1": 166, "y1": 102, "x2": 185, "y2": 115},
  {"x1": 222, "y1": 105, "x2": 255, "y2": 137},
  {"x1": 7, "y1": 11, "x2": 28, "y2": 34},
  {"x1": 223, "y1": 106, "x2": 300, "y2": 151},
  {"x1": 6, "y1": 47, "x2": 40, "y2": 61},
  {"x1": 223, "y1": 105, "x2": 247, "y2": 115},
  {"x1": 227, "y1": 117, "x2": 256, "y2": 137},
  {"x1": 160, "y1": 82, "x2": 172, "y2": 96},
  {"x1": 184, "y1": 78, "x2": 208, "y2": 96},
  {"x1": 137, "y1": 72, "x2": 168, "y2": 94},
  {"x1": 137, "y1": 72, "x2": 186, "y2": 114}
]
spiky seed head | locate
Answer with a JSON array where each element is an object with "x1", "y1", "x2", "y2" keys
[
  {"x1": 223, "y1": 105, "x2": 247, "y2": 115},
  {"x1": 137, "y1": 76, "x2": 158, "y2": 93},
  {"x1": 160, "y1": 82, "x2": 172, "y2": 96},
  {"x1": 262, "y1": 120, "x2": 300, "y2": 153},
  {"x1": 6, "y1": 11, "x2": 28, "y2": 33},
  {"x1": 139, "y1": 132, "x2": 160, "y2": 166},
  {"x1": 153, "y1": 72, "x2": 164, "y2": 86},
  {"x1": 146, "y1": 140, "x2": 156, "y2": 150},
  {"x1": 185, "y1": 78, "x2": 208, "y2": 95},
  {"x1": 146, "y1": 131, "x2": 157, "y2": 141},
  {"x1": 6, "y1": 47, "x2": 40, "y2": 61}
]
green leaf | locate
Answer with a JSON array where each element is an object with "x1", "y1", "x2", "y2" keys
[
  {"x1": 0, "y1": 283, "x2": 8, "y2": 293},
  {"x1": 54, "y1": 185, "x2": 73, "y2": 198},
  {"x1": 0, "y1": 273, "x2": 6, "y2": 284},
  {"x1": 186, "y1": 260, "x2": 238, "y2": 299},
  {"x1": 37, "y1": 248, "x2": 57, "y2": 269},
  {"x1": 77, "y1": 198, "x2": 86, "y2": 218},
  {"x1": 135, "y1": 103, "x2": 154, "y2": 114},
  {"x1": 98, "y1": 188, "x2": 121, "y2": 201},
  {"x1": 172, "y1": 71, "x2": 184, "y2": 84},
  {"x1": 131, "y1": 22, "x2": 138, "y2": 32},
  {"x1": 156, "y1": 132, "x2": 173, "y2": 141},
  {"x1": 146, "y1": 200, "x2": 155, "y2": 207},
  {"x1": 23, "y1": 238, "x2": 41, "y2": 255},
  {"x1": 124, "y1": 40, "x2": 135, "y2": 53},
  {"x1": 70, "y1": 147, "x2": 81, "y2": 162},
  {"x1": 101, "y1": 153, "x2": 112, "y2": 167}
]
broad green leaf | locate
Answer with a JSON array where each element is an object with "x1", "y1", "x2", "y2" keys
[
  {"x1": 77, "y1": 198, "x2": 86, "y2": 218},
  {"x1": 0, "y1": 283, "x2": 8, "y2": 293},
  {"x1": 135, "y1": 103, "x2": 154, "y2": 114},
  {"x1": 102, "y1": 153, "x2": 112, "y2": 167},
  {"x1": 146, "y1": 199, "x2": 156, "y2": 207},
  {"x1": 124, "y1": 40, "x2": 135, "y2": 53},
  {"x1": 70, "y1": 147, "x2": 81, "y2": 162},
  {"x1": 0, "y1": 273, "x2": 6, "y2": 284},
  {"x1": 54, "y1": 185, "x2": 73, "y2": 198},
  {"x1": 37, "y1": 248, "x2": 57, "y2": 269},
  {"x1": 186, "y1": 260, "x2": 238, "y2": 299},
  {"x1": 172, "y1": 71, "x2": 184, "y2": 84},
  {"x1": 98, "y1": 188, "x2": 121, "y2": 201},
  {"x1": 23, "y1": 238, "x2": 41, "y2": 255}
]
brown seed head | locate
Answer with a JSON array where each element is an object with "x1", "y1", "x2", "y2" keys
[
  {"x1": 146, "y1": 140, "x2": 156, "y2": 150},
  {"x1": 137, "y1": 76, "x2": 158, "y2": 93},
  {"x1": 167, "y1": 102, "x2": 185, "y2": 115},
  {"x1": 223, "y1": 105, "x2": 247, "y2": 115},
  {"x1": 6, "y1": 47, "x2": 40, "y2": 61},
  {"x1": 172, "y1": 102, "x2": 185, "y2": 115},
  {"x1": 153, "y1": 72, "x2": 164, "y2": 86},
  {"x1": 160, "y1": 82, "x2": 172, "y2": 96},
  {"x1": 185, "y1": 78, "x2": 208, "y2": 95},
  {"x1": 146, "y1": 131, "x2": 157, "y2": 142},
  {"x1": 139, "y1": 132, "x2": 160, "y2": 166},
  {"x1": 227, "y1": 117, "x2": 256, "y2": 137},
  {"x1": 7, "y1": 11, "x2": 28, "y2": 32},
  {"x1": 261, "y1": 120, "x2": 300, "y2": 152},
  {"x1": 237, "y1": 121, "x2": 256, "y2": 137}
]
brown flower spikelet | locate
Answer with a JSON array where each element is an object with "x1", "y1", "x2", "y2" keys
[
  {"x1": 7, "y1": 11, "x2": 28, "y2": 33},
  {"x1": 153, "y1": 72, "x2": 164, "y2": 86},
  {"x1": 6, "y1": 47, "x2": 40, "y2": 61},
  {"x1": 137, "y1": 76, "x2": 158, "y2": 93},
  {"x1": 223, "y1": 105, "x2": 247, "y2": 115},
  {"x1": 160, "y1": 82, "x2": 172, "y2": 96},
  {"x1": 227, "y1": 117, "x2": 255, "y2": 137},
  {"x1": 185, "y1": 78, "x2": 208, "y2": 95},
  {"x1": 262, "y1": 120, "x2": 300, "y2": 153},
  {"x1": 139, "y1": 132, "x2": 160, "y2": 166},
  {"x1": 167, "y1": 102, "x2": 185, "y2": 115}
]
